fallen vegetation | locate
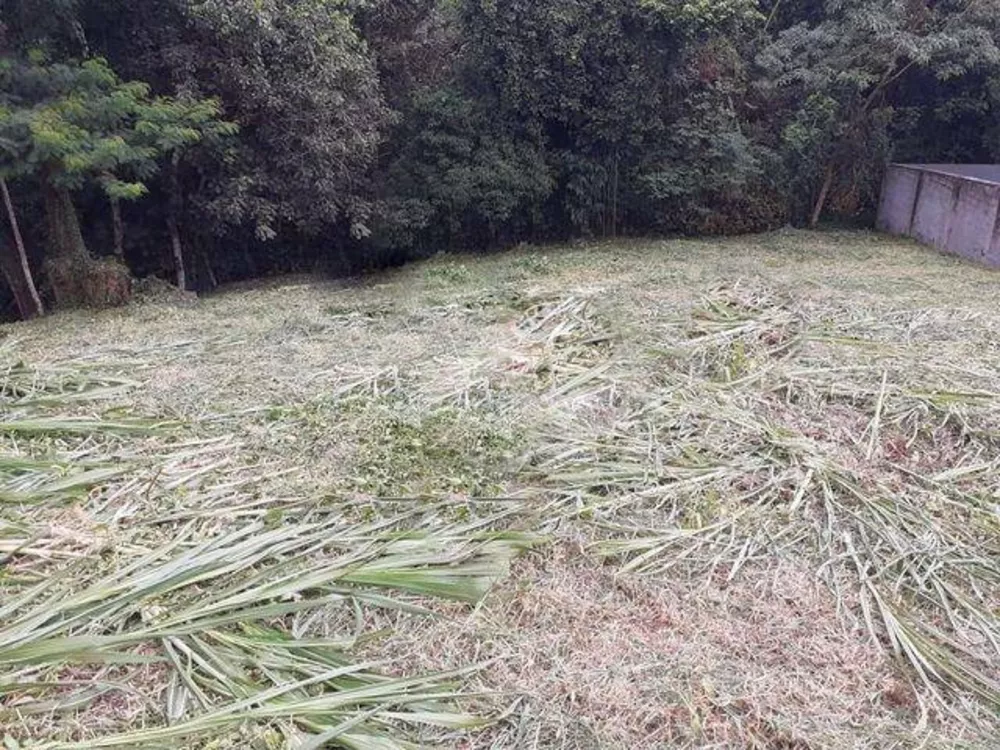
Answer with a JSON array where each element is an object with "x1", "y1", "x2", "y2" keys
[{"x1": 2, "y1": 231, "x2": 999, "y2": 748}]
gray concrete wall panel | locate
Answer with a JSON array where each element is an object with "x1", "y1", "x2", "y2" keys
[
  {"x1": 879, "y1": 164, "x2": 1000, "y2": 268},
  {"x1": 910, "y1": 172, "x2": 957, "y2": 250},
  {"x1": 877, "y1": 167, "x2": 920, "y2": 235}
]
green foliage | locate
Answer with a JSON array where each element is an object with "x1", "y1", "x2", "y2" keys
[
  {"x1": 453, "y1": 0, "x2": 772, "y2": 237},
  {"x1": 0, "y1": 56, "x2": 233, "y2": 201},
  {"x1": 347, "y1": 401, "x2": 521, "y2": 496},
  {"x1": 2, "y1": 0, "x2": 1000, "y2": 311},
  {"x1": 756, "y1": 0, "x2": 1000, "y2": 223},
  {"x1": 0, "y1": 0, "x2": 84, "y2": 53},
  {"x1": 639, "y1": 0, "x2": 762, "y2": 33},
  {"x1": 375, "y1": 88, "x2": 553, "y2": 252},
  {"x1": 182, "y1": 0, "x2": 390, "y2": 239}
]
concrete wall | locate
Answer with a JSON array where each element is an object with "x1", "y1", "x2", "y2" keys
[
  {"x1": 948, "y1": 179, "x2": 1000, "y2": 263},
  {"x1": 877, "y1": 164, "x2": 1000, "y2": 267},
  {"x1": 877, "y1": 166, "x2": 922, "y2": 236},
  {"x1": 911, "y1": 171, "x2": 957, "y2": 250}
]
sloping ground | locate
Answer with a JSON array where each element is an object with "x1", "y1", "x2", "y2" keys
[{"x1": 2, "y1": 230, "x2": 999, "y2": 749}]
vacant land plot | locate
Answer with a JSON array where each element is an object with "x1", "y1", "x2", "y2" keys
[{"x1": 2, "y1": 230, "x2": 999, "y2": 749}]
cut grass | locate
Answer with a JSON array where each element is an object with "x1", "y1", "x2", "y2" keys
[
  {"x1": 0, "y1": 358, "x2": 535, "y2": 748},
  {"x1": 2, "y1": 512, "x2": 532, "y2": 748},
  {"x1": 3, "y1": 229, "x2": 1000, "y2": 748}
]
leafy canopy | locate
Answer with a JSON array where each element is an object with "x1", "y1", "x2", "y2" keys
[{"x1": 0, "y1": 55, "x2": 235, "y2": 200}]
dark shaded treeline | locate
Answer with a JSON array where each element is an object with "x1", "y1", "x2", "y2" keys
[{"x1": 2, "y1": 0, "x2": 999, "y2": 318}]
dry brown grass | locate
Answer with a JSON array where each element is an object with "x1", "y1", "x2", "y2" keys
[
  {"x1": 374, "y1": 552, "x2": 983, "y2": 749},
  {"x1": 3, "y1": 230, "x2": 999, "y2": 748}
]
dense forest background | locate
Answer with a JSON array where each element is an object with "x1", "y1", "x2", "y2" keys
[{"x1": 2, "y1": 0, "x2": 1000, "y2": 319}]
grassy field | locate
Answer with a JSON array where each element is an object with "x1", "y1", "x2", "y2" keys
[{"x1": 2, "y1": 230, "x2": 999, "y2": 749}]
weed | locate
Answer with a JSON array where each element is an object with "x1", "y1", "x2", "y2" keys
[
  {"x1": 423, "y1": 259, "x2": 473, "y2": 285},
  {"x1": 346, "y1": 402, "x2": 522, "y2": 496}
]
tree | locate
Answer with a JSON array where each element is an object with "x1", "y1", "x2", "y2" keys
[
  {"x1": 354, "y1": 0, "x2": 454, "y2": 109},
  {"x1": 0, "y1": 174, "x2": 43, "y2": 318},
  {"x1": 68, "y1": 0, "x2": 392, "y2": 280},
  {"x1": 132, "y1": 94, "x2": 237, "y2": 289},
  {"x1": 757, "y1": 0, "x2": 1000, "y2": 226},
  {"x1": 1, "y1": 0, "x2": 1000, "y2": 313},
  {"x1": 374, "y1": 88, "x2": 554, "y2": 253},
  {"x1": 0, "y1": 55, "x2": 233, "y2": 302},
  {"x1": 460, "y1": 0, "x2": 764, "y2": 236},
  {"x1": 173, "y1": 0, "x2": 390, "y2": 241}
]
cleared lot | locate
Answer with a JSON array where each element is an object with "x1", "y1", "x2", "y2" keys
[{"x1": 2, "y1": 230, "x2": 998, "y2": 748}]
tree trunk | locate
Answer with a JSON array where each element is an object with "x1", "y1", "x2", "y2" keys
[
  {"x1": 762, "y1": 0, "x2": 784, "y2": 34},
  {"x1": 42, "y1": 182, "x2": 89, "y2": 259},
  {"x1": 0, "y1": 177, "x2": 43, "y2": 318},
  {"x1": 1, "y1": 250, "x2": 38, "y2": 320},
  {"x1": 810, "y1": 165, "x2": 835, "y2": 229},
  {"x1": 111, "y1": 197, "x2": 124, "y2": 257},
  {"x1": 200, "y1": 249, "x2": 218, "y2": 289},
  {"x1": 167, "y1": 215, "x2": 187, "y2": 292},
  {"x1": 168, "y1": 152, "x2": 187, "y2": 291},
  {"x1": 41, "y1": 178, "x2": 104, "y2": 308},
  {"x1": 611, "y1": 150, "x2": 620, "y2": 239}
]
